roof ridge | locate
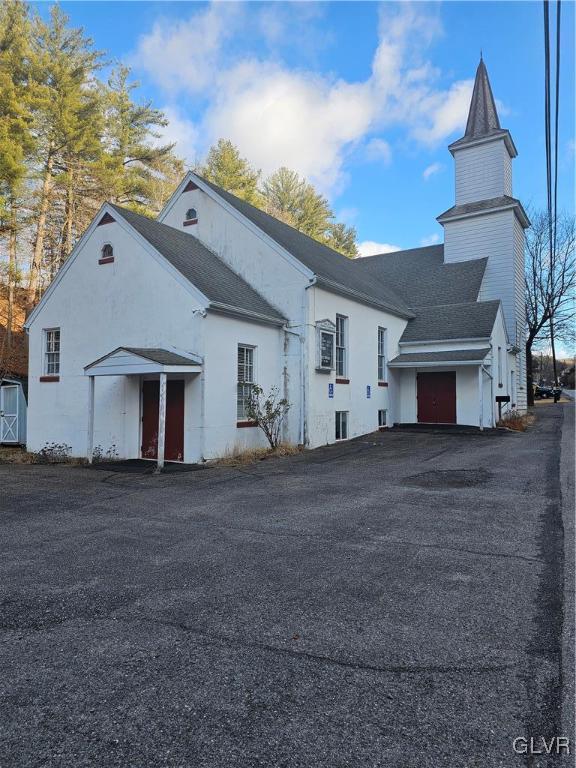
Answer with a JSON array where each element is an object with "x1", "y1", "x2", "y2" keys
[{"x1": 354, "y1": 244, "x2": 443, "y2": 262}]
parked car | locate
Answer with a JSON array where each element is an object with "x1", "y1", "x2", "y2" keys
[{"x1": 534, "y1": 384, "x2": 562, "y2": 400}]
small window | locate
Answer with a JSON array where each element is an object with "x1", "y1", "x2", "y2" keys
[
  {"x1": 377, "y1": 327, "x2": 387, "y2": 381},
  {"x1": 100, "y1": 243, "x2": 114, "y2": 262},
  {"x1": 336, "y1": 315, "x2": 347, "y2": 377},
  {"x1": 335, "y1": 410, "x2": 348, "y2": 440},
  {"x1": 497, "y1": 346, "x2": 503, "y2": 387},
  {"x1": 44, "y1": 328, "x2": 60, "y2": 375},
  {"x1": 237, "y1": 345, "x2": 255, "y2": 420},
  {"x1": 378, "y1": 409, "x2": 387, "y2": 428},
  {"x1": 185, "y1": 208, "x2": 197, "y2": 222}
]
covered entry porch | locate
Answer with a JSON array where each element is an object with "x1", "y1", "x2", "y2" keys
[
  {"x1": 84, "y1": 347, "x2": 202, "y2": 470},
  {"x1": 389, "y1": 348, "x2": 493, "y2": 428}
]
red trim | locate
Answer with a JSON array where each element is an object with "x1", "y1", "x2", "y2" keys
[
  {"x1": 183, "y1": 219, "x2": 198, "y2": 227},
  {"x1": 378, "y1": 381, "x2": 388, "y2": 387},
  {"x1": 97, "y1": 212, "x2": 115, "y2": 226},
  {"x1": 98, "y1": 257, "x2": 114, "y2": 265},
  {"x1": 236, "y1": 420, "x2": 258, "y2": 428},
  {"x1": 335, "y1": 378, "x2": 349, "y2": 384},
  {"x1": 40, "y1": 376, "x2": 59, "y2": 382},
  {"x1": 182, "y1": 181, "x2": 199, "y2": 193}
]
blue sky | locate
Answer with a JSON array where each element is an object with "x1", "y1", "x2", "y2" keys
[{"x1": 39, "y1": 1, "x2": 575, "y2": 255}]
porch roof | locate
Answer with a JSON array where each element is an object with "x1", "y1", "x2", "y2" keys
[
  {"x1": 388, "y1": 348, "x2": 491, "y2": 368},
  {"x1": 84, "y1": 347, "x2": 203, "y2": 376}
]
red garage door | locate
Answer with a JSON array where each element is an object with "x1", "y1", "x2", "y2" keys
[
  {"x1": 141, "y1": 380, "x2": 185, "y2": 461},
  {"x1": 417, "y1": 372, "x2": 457, "y2": 424}
]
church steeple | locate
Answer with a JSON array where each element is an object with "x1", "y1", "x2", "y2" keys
[
  {"x1": 464, "y1": 57, "x2": 501, "y2": 139},
  {"x1": 448, "y1": 57, "x2": 516, "y2": 158}
]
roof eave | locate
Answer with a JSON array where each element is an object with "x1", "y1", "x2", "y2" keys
[
  {"x1": 437, "y1": 201, "x2": 530, "y2": 229},
  {"x1": 314, "y1": 276, "x2": 414, "y2": 319},
  {"x1": 207, "y1": 302, "x2": 287, "y2": 327},
  {"x1": 448, "y1": 130, "x2": 517, "y2": 158}
]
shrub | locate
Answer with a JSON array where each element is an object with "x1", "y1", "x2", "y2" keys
[
  {"x1": 34, "y1": 442, "x2": 73, "y2": 463},
  {"x1": 245, "y1": 384, "x2": 291, "y2": 448}
]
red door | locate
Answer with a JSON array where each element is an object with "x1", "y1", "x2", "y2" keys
[
  {"x1": 417, "y1": 372, "x2": 456, "y2": 424},
  {"x1": 141, "y1": 380, "x2": 185, "y2": 461}
]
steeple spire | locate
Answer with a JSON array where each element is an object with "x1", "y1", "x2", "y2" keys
[{"x1": 464, "y1": 58, "x2": 501, "y2": 138}]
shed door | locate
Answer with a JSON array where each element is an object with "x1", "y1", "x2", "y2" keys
[
  {"x1": 417, "y1": 372, "x2": 456, "y2": 424},
  {"x1": 141, "y1": 380, "x2": 185, "y2": 461},
  {"x1": 0, "y1": 385, "x2": 19, "y2": 443}
]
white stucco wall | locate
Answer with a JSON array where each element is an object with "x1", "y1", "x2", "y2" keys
[
  {"x1": 26, "y1": 218, "x2": 200, "y2": 460},
  {"x1": 305, "y1": 287, "x2": 408, "y2": 447}
]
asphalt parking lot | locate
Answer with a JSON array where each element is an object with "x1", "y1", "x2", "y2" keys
[{"x1": 0, "y1": 404, "x2": 573, "y2": 768}]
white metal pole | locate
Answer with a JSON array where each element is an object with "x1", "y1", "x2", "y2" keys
[
  {"x1": 87, "y1": 375, "x2": 95, "y2": 462},
  {"x1": 478, "y1": 366, "x2": 484, "y2": 431},
  {"x1": 157, "y1": 372, "x2": 167, "y2": 471}
]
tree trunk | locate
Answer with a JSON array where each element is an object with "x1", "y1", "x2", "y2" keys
[
  {"x1": 6, "y1": 214, "x2": 17, "y2": 349},
  {"x1": 27, "y1": 151, "x2": 54, "y2": 307},
  {"x1": 526, "y1": 341, "x2": 534, "y2": 407}
]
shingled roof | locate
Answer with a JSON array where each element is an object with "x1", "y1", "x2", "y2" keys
[
  {"x1": 196, "y1": 177, "x2": 413, "y2": 319},
  {"x1": 110, "y1": 205, "x2": 286, "y2": 325},
  {"x1": 437, "y1": 195, "x2": 530, "y2": 228},
  {"x1": 352, "y1": 245, "x2": 488, "y2": 309},
  {"x1": 400, "y1": 301, "x2": 501, "y2": 343}
]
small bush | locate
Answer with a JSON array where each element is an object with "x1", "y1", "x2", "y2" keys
[
  {"x1": 497, "y1": 410, "x2": 534, "y2": 432},
  {"x1": 92, "y1": 444, "x2": 120, "y2": 463},
  {"x1": 34, "y1": 442, "x2": 73, "y2": 464}
]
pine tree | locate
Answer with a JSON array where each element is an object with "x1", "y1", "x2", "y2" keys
[
  {"x1": 326, "y1": 222, "x2": 358, "y2": 258},
  {"x1": 26, "y1": 6, "x2": 103, "y2": 306},
  {"x1": 0, "y1": 0, "x2": 34, "y2": 349},
  {"x1": 200, "y1": 139, "x2": 261, "y2": 205},
  {"x1": 98, "y1": 66, "x2": 180, "y2": 214}
]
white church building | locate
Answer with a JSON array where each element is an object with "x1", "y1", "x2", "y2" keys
[{"x1": 25, "y1": 59, "x2": 529, "y2": 466}]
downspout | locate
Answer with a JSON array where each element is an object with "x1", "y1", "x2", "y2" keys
[
  {"x1": 481, "y1": 364, "x2": 494, "y2": 427},
  {"x1": 282, "y1": 276, "x2": 316, "y2": 447}
]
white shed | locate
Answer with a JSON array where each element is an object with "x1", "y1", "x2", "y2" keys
[{"x1": 0, "y1": 377, "x2": 27, "y2": 445}]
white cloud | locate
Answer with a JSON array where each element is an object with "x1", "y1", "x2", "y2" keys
[
  {"x1": 133, "y1": 2, "x2": 480, "y2": 195},
  {"x1": 422, "y1": 162, "x2": 443, "y2": 181},
  {"x1": 420, "y1": 233, "x2": 441, "y2": 246},
  {"x1": 357, "y1": 241, "x2": 401, "y2": 258},
  {"x1": 364, "y1": 138, "x2": 392, "y2": 165}
]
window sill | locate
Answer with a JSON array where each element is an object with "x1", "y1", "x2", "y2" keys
[
  {"x1": 40, "y1": 375, "x2": 60, "y2": 382},
  {"x1": 183, "y1": 219, "x2": 198, "y2": 227},
  {"x1": 236, "y1": 420, "x2": 258, "y2": 428},
  {"x1": 335, "y1": 378, "x2": 349, "y2": 384},
  {"x1": 98, "y1": 257, "x2": 114, "y2": 265},
  {"x1": 315, "y1": 367, "x2": 333, "y2": 374},
  {"x1": 378, "y1": 381, "x2": 388, "y2": 387}
]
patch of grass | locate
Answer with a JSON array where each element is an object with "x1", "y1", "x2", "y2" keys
[
  {"x1": 213, "y1": 442, "x2": 302, "y2": 467},
  {"x1": 0, "y1": 444, "x2": 87, "y2": 465}
]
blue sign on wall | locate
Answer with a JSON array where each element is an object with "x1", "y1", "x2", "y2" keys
[
  {"x1": 366, "y1": 385, "x2": 371, "y2": 399},
  {"x1": 328, "y1": 383, "x2": 334, "y2": 399}
]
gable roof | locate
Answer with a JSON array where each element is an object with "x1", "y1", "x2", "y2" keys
[
  {"x1": 353, "y1": 245, "x2": 488, "y2": 309},
  {"x1": 109, "y1": 205, "x2": 285, "y2": 325},
  {"x1": 191, "y1": 176, "x2": 413, "y2": 319},
  {"x1": 400, "y1": 300, "x2": 501, "y2": 343}
]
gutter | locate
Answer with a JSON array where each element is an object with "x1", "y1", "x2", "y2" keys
[{"x1": 207, "y1": 302, "x2": 286, "y2": 327}]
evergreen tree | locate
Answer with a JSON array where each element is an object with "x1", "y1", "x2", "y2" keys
[
  {"x1": 26, "y1": 6, "x2": 103, "y2": 305},
  {"x1": 0, "y1": 0, "x2": 34, "y2": 347},
  {"x1": 200, "y1": 139, "x2": 261, "y2": 205},
  {"x1": 326, "y1": 222, "x2": 358, "y2": 258},
  {"x1": 98, "y1": 66, "x2": 180, "y2": 214}
]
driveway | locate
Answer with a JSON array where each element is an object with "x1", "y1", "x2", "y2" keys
[{"x1": 0, "y1": 405, "x2": 573, "y2": 768}]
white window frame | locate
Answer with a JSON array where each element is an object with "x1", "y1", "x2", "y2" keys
[
  {"x1": 43, "y1": 328, "x2": 60, "y2": 376},
  {"x1": 335, "y1": 410, "x2": 348, "y2": 441},
  {"x1": 497, "y1": 346, "x2": 503, "y2": 387},
  {"x1": 377, "y1": 327, "x2": 387, "y2": 381},
  {"x1": 237, "y1": 344, "x2": 255, "y2": 420},
  {"x1": 378, "y1": 409, "x2": 387, "y2": 428},
  {"x1": 336, "y1": 315, "x2": 347, "y2": 378},
  {"x1": 101, "y1": 243, "x2": 113, "y2": 260},
  {"x1": 315, "y1": 319, "x2": 336, "y2": 372}
]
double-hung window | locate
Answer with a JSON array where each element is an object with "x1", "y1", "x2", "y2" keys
[
  {"x1": 377, "y1": 327, "x2": 387, "y2": 381},
  {"x1": 336, "y1": 315, "x2": 347, "y2": 378},
  {"x1": 237, "y1": 345, "x2": 255, "y2": 420},
  {"x1": 44, "y1": 328, "x2": 60, "y2": 376}
]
